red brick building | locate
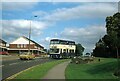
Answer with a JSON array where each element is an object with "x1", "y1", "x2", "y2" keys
[{"x1": 8, "y1": 36, "x2": 45, "y2": 54}]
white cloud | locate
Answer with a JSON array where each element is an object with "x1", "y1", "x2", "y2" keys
[
  {"x1": 36, "y1": 3, "x2": 117, "y2": 21},
  {"x1": 2, "y1": 0, "x2": 50, "y2": 2},
  {"x1": 51, "y1": 0, "x2": 119, "y2": 2},
  {"x1": 1, "y1": 20, "x2": 49, "y2": 43},
  {"x1": 2, "y1": 0, "x2": 119, "y2": 2},
  {"x1": 61, "y1": 25, "x2": 106, "y2": 53},
  {"x1": 2, "y1": 20, "x2": 47, "y2": 29},
  {"x1": 2, "y1": 2, "x2": 38, "y2": 11}
]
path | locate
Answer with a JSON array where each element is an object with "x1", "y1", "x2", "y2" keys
[{"x1": 42, "y1": 60, "x2": 70, "y2": 79}]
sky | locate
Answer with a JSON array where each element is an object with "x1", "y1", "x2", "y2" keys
[{"x1": 1, "y1": 0, "x2": 119, "y2": 53}]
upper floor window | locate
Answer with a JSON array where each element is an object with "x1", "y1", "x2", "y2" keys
[
  {"x1": 24, "y1": 44, "x2": 27, "y2": 48},
  {"x1": 17, "y1": 44, "x2": 20, "y2": 48},
  {"x1": 50, "y1": 41, "x2": 60, "y2": 44}
]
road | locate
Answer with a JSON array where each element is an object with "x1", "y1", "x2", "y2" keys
[{"x1": 1, "y1": 57, "x2": 55, "y2": 80}]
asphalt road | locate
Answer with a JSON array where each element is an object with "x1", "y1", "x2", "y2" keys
[{"x1": 1, "y1": 57, "x2": 55, "y2": 80}]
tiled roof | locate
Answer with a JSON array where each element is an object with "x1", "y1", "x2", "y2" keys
[
  {"x1": 22, "y1": 36, "x2": 44, "y2": 48},
  {"x1": 0, "y1": 39, "x2": 7, "y2": 44}
]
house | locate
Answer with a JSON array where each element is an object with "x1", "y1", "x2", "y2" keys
[
  {"x1": 0, "y1": 39, "x2": 7, "y2": 51},
  {"x1": 8, "y1": 36, "x2": 45, "y2": 55}
]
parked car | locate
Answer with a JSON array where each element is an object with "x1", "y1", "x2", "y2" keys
[
  {"x1": 34, "y1": 54, "x2": 40, "y2": 57},
  {"x1": 0, "y1": 51, "x2": 9, "y2": 55},
  {"x1": 19, "y1": 52, "x2": 35, "y2": 60}
]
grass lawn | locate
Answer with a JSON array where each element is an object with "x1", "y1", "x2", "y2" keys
[
  {"x1": 65, "y1": 57, "x2": 120, "y2": 80},
  {"x1": 12, "y1": 59, "x2": 68, "y2": 79}
]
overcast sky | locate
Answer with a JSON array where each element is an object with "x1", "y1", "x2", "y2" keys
[{"x1": 1, "y1": 1, "x2": 119, "y2": 53}]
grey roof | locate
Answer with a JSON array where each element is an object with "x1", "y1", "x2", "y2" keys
[
  {"x1": 22, "y1": 36, "x2": 44, "y2": 48},
  {"x1": 0, "y1": 39, "x2": 7, "y2": 44}
]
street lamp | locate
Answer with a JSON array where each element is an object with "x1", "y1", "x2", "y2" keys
[{"x1": 28, "y1": 16, "x2": 38, "y2": 54}]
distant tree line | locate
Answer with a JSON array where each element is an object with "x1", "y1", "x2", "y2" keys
[{"x1": 93, "y1": 12, "x2": 120, "y2": 58}]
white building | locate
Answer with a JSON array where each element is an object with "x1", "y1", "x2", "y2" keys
[{"x1": 8, "y1": 36, "x2": 45, "y2": 54}]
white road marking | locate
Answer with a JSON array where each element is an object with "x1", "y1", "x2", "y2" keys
[
  {"x1": 0, "y1": 65, "x2": 4, "y2": 67},
  {"x1": 8, "y1": 60, "x2": 39, "y2": 66},
  {"x1": 24, "y1": 61, "x2": 27, "y2": 62},
  {"x1": 9, "y1": 62, "x2": 18, "y2": 66},
  {"x1": 27, "y1": 61, "x2": 31, "y2": 62}
]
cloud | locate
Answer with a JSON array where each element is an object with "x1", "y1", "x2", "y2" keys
[
  {"x1": 39, "y1": 25, "x2": 106, "y2": 51},
  {"x1": 51, "y1": 0, "x2": 119, "y2": 2},
  {"x1": 1, "y1": 20, "x2": 49, "y2": 43},
  {"x1": 2, "y1": 0, "x2": 119, "y2": 2},
  {"x1": 2, "y1": 20, "x2": 47, "y2": 29},
  {"x1": 61, "y1": 25, "x2": 106, "y2": 53},
  {"x1": 2, "y1": 0, "x2": 50, "y2": 2},
  {"x1": 2, "y1": 2, "x2": 38, "y2": 11},
  {"x1": 36, "y1": 3, "x2": 117, "y2": 22}
]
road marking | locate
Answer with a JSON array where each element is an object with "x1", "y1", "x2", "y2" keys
[
  {"x1": 23, "y1": 61, "x2": 27, "y2": 63},
  {"x1": 9, "y1": 63, "x2": 18, "y2": 66},
  {"x1": 35, "y1": 60, "x2": 39, "y2": 61},
  {"x1": 0, "y1": 65, "x2": 4, "y2": 67},
  {"x1": 27, "y1": 61, "x2": 31, "y2": 62}
]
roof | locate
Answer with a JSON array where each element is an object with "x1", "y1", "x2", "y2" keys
[
  {"x1": 22, "y1": 36, "x2": 44, "y2": 48},
  {"x1": 0, "y1": 39, "x2": 7, "y2": 44},
  {"x1": 50, "y1": 39, "x2": 75, "y2": 43}
]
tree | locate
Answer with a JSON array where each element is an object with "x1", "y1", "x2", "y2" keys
[
  {"x1": 106, "y1": 12, "x2": 120, "y2": 58},
  {"x1": 75, "y1": 43, "x2": 84, "y2": 56},
  {"x1": 93, "y1": 12, "x2": 120, "y2": 58},
  {"x1": 93, "y1": 39, "x2": 108, "y2": 57}
]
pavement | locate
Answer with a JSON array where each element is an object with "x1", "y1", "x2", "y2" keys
[
  {"x1": 0, "y1": 55, "x2": 19, "y2": 61},
  {"x1": 42, "y1": 60, "x2": 70, "y2": 79}
]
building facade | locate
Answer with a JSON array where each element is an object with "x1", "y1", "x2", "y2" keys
[
  {"x1": 0, "y1": 39, "x2": 7, "y2": 51},
  {"x1": 8, "y1": 36, "x2": 45, "y2": 54}
]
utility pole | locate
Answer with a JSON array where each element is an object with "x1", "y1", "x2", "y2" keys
[
  {"x1": 28, "y1": 16, "x2": 37, "y2": 54},
  {"x1": 28, "y1": 20, "x2": 31, "y2": 53}
]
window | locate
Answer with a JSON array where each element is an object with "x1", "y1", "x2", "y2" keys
[
  {"x1": 60, "y1": 49, "x2": 62, "y2": 53},
  {"x1": 60, "y1": 41, "x2": 67, "y2": 44},
  {"x1": 17, "y1": 44, "x2": 20, "y2": 48},
  {"x1": 68, "y1": 42, "x2": 75, "y2": 45},
  {"x1": 67, "y1": 49, "x2": 68, "y2": 53},
  {"x1": 71, "y1": 50, "x2": 74, "y2": 53},
  {"x1": 63, "y1": 49, "x2": 66, "y2": 53},
  {"x1": 50, "y1": 48, "x2": 59, "y2": 53},
  {"x1": 50, "y1": 41, "x2": 59, "y2": 44},
  {"x1": 21, "y1": 44, "x2": 24, "y2": 48},
  {"x1": 34, "y1": 46, "x2": 37, "y2": 48},
  {"x1": 24, "y1": 44, "x2": 27, "y2": 48}
]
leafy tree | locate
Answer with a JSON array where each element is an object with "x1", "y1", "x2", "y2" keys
[
  {"x1": 75, "y1": 43, "x2": 84, "y2": 56},
  {"x1": 93, "y1": 12, "x2": 120, "y2": 58},
  {"x1": 106, "y1": 12, "x2": 120, "y2": 58},
  {"x1": 93, "y1": 39, "x2": 108, "y2": 57}
]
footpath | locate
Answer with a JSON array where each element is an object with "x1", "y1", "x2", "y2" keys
[{"x1": 42, "y1": 60, "x2": 70, "y2": 79}]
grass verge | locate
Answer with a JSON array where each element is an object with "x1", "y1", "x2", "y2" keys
[
  {"x1": 65, "y1": 57, "x2": 120, "y2": 80},
  {"x1": 10, "y1": 59, "x2": 68, "y2": 79}
]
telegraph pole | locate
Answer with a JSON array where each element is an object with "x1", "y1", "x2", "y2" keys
[
  {"x1": 28, "y1": 16, "x2": 37, "y2": 54},
  {"x1": 28, "y1": 20, "x2": 31, "y2": 53}
]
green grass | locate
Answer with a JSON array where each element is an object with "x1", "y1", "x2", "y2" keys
[
  {"x1": 65, "y1": 58, "x2": 120, "y2": 80},
  {"x1": 13, "y1": 59, "x2": 68, "y2": 79}
]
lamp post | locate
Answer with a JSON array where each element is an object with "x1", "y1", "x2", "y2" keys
[
  {"x1": 28, "y1": 20, "x2": 31, "y2": 53},
  {"x1": 28, "y1": 16, "x2": 37, "y2": 54}
]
